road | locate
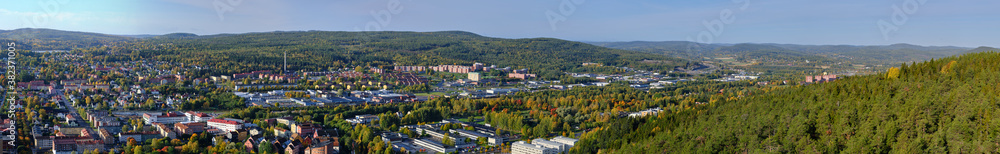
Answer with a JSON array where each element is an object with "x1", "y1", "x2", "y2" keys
[{"x1": 59, "y1": 95, "x2": 100, "y2": 147}]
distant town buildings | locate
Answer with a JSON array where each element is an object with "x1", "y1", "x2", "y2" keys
[
  {"x1": 508, "y1": 73, "x2": 537, "y2": 80},
  {"x1": 468, "y1": 72, "x2": 481, "y2": 81},
  {"x1": 805, "y1": 75, "x2": 838, "y2": 83},
  {"x1": 346, "y1": 114, "x2": 379, "y2": 124},
  {"x1": 627, "y1": 107, "x2": 663, "y2": 118}
]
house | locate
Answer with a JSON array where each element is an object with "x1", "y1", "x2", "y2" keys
[
  {"x1": 243, "y1": 137, "x2": 258, "y2": 153},
  {"x1": 291, "y1": 123, "x2": 317, "y2": 135},
  {"x1": 274, "y1": 128, "x2": 291, "y2": 138},
  {"x1": 284, "y1": 140, "x2": 303, "y2": 154},
  {"x1": 304, "y1": 139, "x2": 339, "y2": 154}
]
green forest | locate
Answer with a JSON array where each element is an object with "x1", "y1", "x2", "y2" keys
[
  {"x1": 3, "y1": 28, "x2": 689, "y2": 79},
  {"x1": 576, "y1": 52, "x2": 1000, "y2": 153}
]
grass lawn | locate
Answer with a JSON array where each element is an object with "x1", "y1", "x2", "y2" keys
[{"x1": 415, "y1": 92, "x2": 446, "y2": 97}]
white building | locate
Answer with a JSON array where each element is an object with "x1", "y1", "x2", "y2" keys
[
  {"x1": 531, "y1": 138, "x2": 569, "y2": 153},
  {"x1": 511, "y1": 141, "x2": 558, "y2": 154},
  {"x1": 207, "y1": 119, "x2": 243, "y2": 132},
  {"x1": 468, "y1": 72, "x2": 481, "y2": 81},
  {"x1": 549, "y1": 136, "x2": 578, "y2": 147},
  {"x1": 184, "y1": 111, "x2": 214, "y2": 122},
  {"x1": 346, "y1": 114, "x2": 379, "y2": 124},
  {"x1": 486, "y1": 88, "x2": 519, "y2": 95},
  {"x1": 413, "y1": 139, "x2": 455, "y2": 154},
  {"x1": 627, "y1": 108, "x2": 663, "y2": 118},
  {"x1": 143, "y1": 112, "x2": 187, "y2": 124},
  {"x1": 451, "y1": 129, "x2": 503, "y2": 145}
]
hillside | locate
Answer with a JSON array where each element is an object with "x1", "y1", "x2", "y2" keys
[
  {"x1": 587, "y1": 41, "x2": 720, "y2": 59},
  {"x1": 713, "y1": 44, "x2": 837, "y2": 64},
  {"x1": 47, "y1": 30, "x2": 689, "y2": 78},
  {"x1": 574, "y1": 51, "x2": 1000, "y2": 153},
  {"x1": 962, "y1": 46, "x2": 1000, "y2": 54},
  {"x1": 0, "y1": 28, "x2": 136, "y2": 50},
  {"x1": 590, "y1": 41, "x2": 974, "y2": 66}
]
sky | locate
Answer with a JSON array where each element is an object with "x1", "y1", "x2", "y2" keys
[{"x1": 1, "y1": 0, "x2": 998, "y2": 48}]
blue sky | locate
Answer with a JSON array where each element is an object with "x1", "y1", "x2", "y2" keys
[{"x1": 2, "y1": 0, "x2": 998, "y2": 47}]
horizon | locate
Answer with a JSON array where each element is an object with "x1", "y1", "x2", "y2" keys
[
  {"x1": 6, "y1": 28, "x2": 992, "y2": 49},
  {"x1": 2, "y1": 0, "x2": 998, "y2": 47}
]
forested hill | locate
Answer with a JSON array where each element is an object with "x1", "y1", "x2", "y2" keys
[
  {"x1": 589, "y1": 41, "x2": 975, "y2": 65},
  {"x1": 81, "y1": 30, "x2": 689, "y2": 78},
  {"x1": 0, "y1": 28, "x2": 136, "y2": 50},
  {"x1": 963, "y1": 46, "x2": 1000, "y2": 54},
  {"x1": 574, "y1": 51, "x2": 1000, "y2": 153}
]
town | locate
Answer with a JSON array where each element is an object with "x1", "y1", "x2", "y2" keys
[{"x1": 11, "y1": 52, "x2": 729, "y2": 154}]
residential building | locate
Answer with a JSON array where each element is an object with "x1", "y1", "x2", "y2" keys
[
  {"x1": 208, "y1": 118, "x2": 243, "y2": 132},
  {"x1": 52, "y1": 136, "x2": 77, "y2": 154},
  {"x1": 508, "y1": 73, "x2": 537, "y2": 79},
  {"x1": 184, "y1": 111, "x2": 214, "y2": 122},
  {"x1": 468, "y1": 72, "x2": 481, "y2": 81},
  {"x1": 152, "y1": 123, "x2": 177, "y2": 139},
  {"x1": 143, "y1": 112, "x2": 187, "y2": 124},
  {"x1": 174, "y1": 122, "x2": 206, "y2": 134},
  {"x1": 117, "y1": 131, "x2": 161, "y2": 143},
  {"x1": 34, "y1": 135, "x2": 53, "y2": 151},
  {"x1": 304, "y1": 140, "x2": 339, "y2": 154},
  {"x1": 291, "y1": 123, "x2": 317, "y2": 135},
  {"x1": 97, "y1": 129, "x2": 114, "y2": 145},
  {"x1": 76, "y1": 140, "x2": 105, "y2": 152}
]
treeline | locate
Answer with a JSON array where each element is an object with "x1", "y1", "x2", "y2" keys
[{"x1": 59, "y1": 30, "x2": 689, "y2": 79}]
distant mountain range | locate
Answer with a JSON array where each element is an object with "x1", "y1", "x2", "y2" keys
[
  {"x1": 588, "y1": 41, "x2": 991, "y2": 65},
  {"x1": 2, "y1": 28, "x2": 995, "y2": 76}
]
